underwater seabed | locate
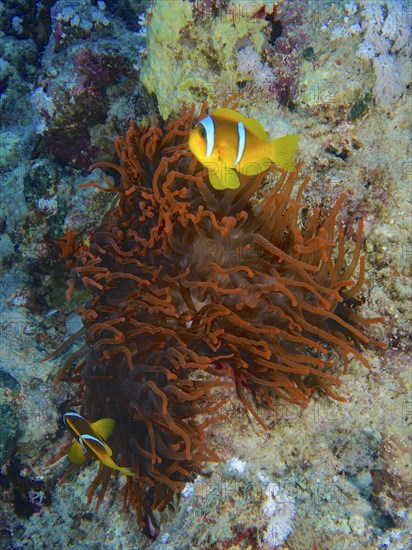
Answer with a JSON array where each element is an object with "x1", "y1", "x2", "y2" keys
[{"x1": 0, "y1": 1, "x2": 410, "y2": 549}]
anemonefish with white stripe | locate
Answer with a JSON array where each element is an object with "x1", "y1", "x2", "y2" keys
[
  {"x1": 189, "y1": 108, "x2": 298, "y2": 190},
  {"x1": 63, "y1": 412, "x2": 133, "y2": 476}
]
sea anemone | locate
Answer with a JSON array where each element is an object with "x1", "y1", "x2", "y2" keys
[{"x1": 47, "y1": 101, "x2": 385, "y2": 530}]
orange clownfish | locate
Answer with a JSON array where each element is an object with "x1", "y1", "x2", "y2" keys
[
  {"x1": 189, "y1": 108, "x2": 298, "y2": 190},
  {"x1": 63, "y1": 412, "x2": 133, "y2": 476}
]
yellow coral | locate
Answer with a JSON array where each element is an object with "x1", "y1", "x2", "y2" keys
[{"x1": 140, "y1": 0, "x2": 267, "y2": 118}]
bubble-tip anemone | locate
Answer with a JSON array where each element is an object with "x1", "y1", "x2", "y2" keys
[{"x1": 46, "y1": 101, "x2": 385, "y2": 533}]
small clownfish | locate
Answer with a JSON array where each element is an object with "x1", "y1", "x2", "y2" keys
[
  {"x1": 189, "y1": 108, "x2": 298, "y2": 190},
  {"x1": 63, "y1": 412, "x2": 133, "y2": 476}
]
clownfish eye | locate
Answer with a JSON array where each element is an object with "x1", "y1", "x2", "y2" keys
[{"x1": 199, "y1": 126, "x2": 206, "y2": 139}]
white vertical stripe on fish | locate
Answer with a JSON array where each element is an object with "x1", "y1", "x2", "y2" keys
[
  {"x1": 64, "y1": 412, "x2": 83, "y2": 423},
  {"x1": 79, "y1": 437, "x2": 88, "y2": 453},
  {"x1": 200, "y1": 116, "x2": 215, "y2": 158},
  {"x1": 234, "y1": 121, "x2": 246, "y2": 166},
  {"x1": 81, "y1": 434, "x2": 106, "y2": 449}
]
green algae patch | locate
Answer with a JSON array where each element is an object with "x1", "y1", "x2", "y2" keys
[
  {"x1": 348, "y1": 93, "x2": 371, "y2": 121},
  {"x1": 140, "y1": 0, "x2": 267, "y2": 118}
]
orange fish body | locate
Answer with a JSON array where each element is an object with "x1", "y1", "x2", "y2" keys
[{"x1": 189, "y1": 108, "x2": 298, "y2": 190}]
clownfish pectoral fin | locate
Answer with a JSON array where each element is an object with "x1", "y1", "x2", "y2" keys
[
  {"x1": 208, "y1": 170, "x2": 226, "y2": 190},
  {"x1": 91, "y1": 418, "x2": 115, "y2": 441},
  {"x1": 207, "y1": 161, "x2": 240, "y2": 190},
  {"x1": 271, "y1": 134, "x2": 298, "y2": 172},
  {"x1": 69, "y1": 440, "x2": 87, "y2": 464},
  {"x1": 222, "y1": 168, "x2": 241, "y2": 189}
]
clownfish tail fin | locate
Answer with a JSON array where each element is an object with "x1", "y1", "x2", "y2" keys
[{"x1": 271, "y1": 134, "x2": 298, "y2": 172}]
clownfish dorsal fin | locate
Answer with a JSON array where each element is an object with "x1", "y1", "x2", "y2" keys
[
  {"x1": 69, "y1": 440, "x2": 87, "y2": 464},
  {"x1": 244, "y1": 117, "x2": 270, "y2": 142},
  {"x1": 91, "y1": 418, "x2": 115, "y2": 441},
  {"x1": 213, "y1": 108, "x2": 269, "y2": 141}
]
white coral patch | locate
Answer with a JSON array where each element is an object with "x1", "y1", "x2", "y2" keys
[
  {"x1": 227, "y1": 457, "x2": 247, "y2": 474},
  {"x1": 262, "y1": 483, "x2": 296, "y2": 548}
]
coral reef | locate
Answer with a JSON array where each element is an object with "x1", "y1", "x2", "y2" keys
[
  {"x1": 0, "y1": 0, "x2": 152, "y2": 321},
  {"x1": 0, "y1": 457, "x2": 51, "y2": 520},
  {"x1": 0, "y1": 398, "x2": 20, "y2": 464},
  {"x1": 45, "y1": 102, "x2": 384, "y2": 531},
  {"x1": 262, "y1": 483, "x2": 296, "y2": 547},
  {"x1": 298, "y1": 0, "x2": 411, "y2": 115},
  {"x1": 262, "y1": 0, "x2": 309, "y2": 106},
  {"x1": 140, "y1": 0, "x2": 267, "y2": 117},
  {"x1": 357, "y1": 0, "x2": 411, "y2": 108},
  {"x1": 238, "y1": 44, "x2": 275, "y2": 89},
  {"x1": 371, "y1": 426, "x2": 412, "y2": 523},
  {"x1": 141, "y1": 0, "x2": 312, "y2": 114}
]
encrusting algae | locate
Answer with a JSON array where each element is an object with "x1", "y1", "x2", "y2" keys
[{"x1": 45, "y1": 100, "x2": 386, "y2": 534}]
